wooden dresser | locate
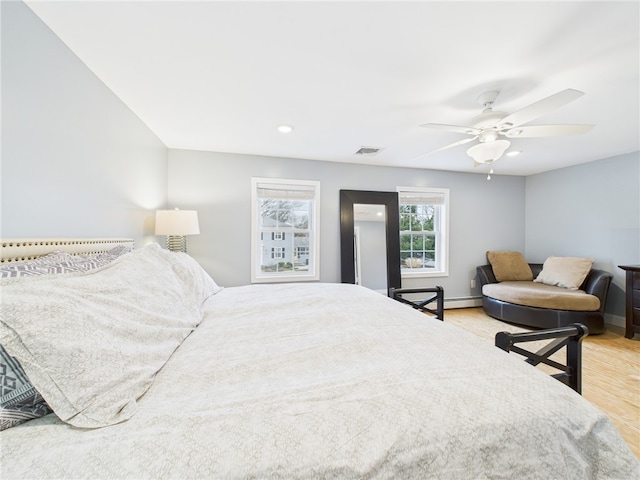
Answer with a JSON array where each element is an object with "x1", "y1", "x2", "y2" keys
[{"x1": 618, "y1": 265, "x2": 640, "y2": 339}]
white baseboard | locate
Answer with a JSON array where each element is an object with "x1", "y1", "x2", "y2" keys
[
  {"x1": 444, "y1": 297, "x2": 483, "y2": 309},
  {"x1": 605, "y1": 313, "x2": 625, "y2": 329}
]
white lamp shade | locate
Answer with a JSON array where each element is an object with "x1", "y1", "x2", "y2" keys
[
  {"x1": 466, "y1": 139, "x2": 511, "y2": 164},
  {"x1": 155, "y1": 209, "x2": 200, "y2": 235}
]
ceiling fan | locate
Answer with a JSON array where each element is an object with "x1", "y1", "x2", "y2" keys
[{"x1": 418, "y1": 89, "x2": 594, "y2": 167}]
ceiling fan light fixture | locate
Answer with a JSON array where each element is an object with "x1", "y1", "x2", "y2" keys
[
  {"x1": 466, "y1": 139, "x2": 511, "y2": 164},
  {"x1": 479, "y1": 130, "x2": 499, "y2": 143}
]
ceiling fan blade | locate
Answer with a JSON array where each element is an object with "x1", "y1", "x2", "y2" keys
[
  {"x1": 497, "y1": 89, "x2": 585, "y2": 129},
  {"x1": 427, "y1": 136, "x2": 478, "y2": 154},
  {"x1": 504, "y1": 124, "x2": 594, "y2": 138},
  {"x1": 419, "y1": 123, "x2": 481, "y2": 135},
  {"x1": 408, "y1": 136, "x2": 478, "y2": 162}
]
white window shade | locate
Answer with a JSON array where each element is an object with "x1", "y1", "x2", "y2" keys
[
  {"x1": 399, "y1": 191, "x2": 446, "y2": 205},
  {"x1": 256, "y1": 184, "x2": 317, "y2": 200}
]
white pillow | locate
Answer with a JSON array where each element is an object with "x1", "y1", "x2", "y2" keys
[
  {"x1": 534, "y1": 256, "x2": 594, "y2": 290},
  {"x1": 0, "y1": 243, "x2": 216, "y2": 428},
  {"x1": 158, "y1": 248, "x2": 223, "y2": 303}
]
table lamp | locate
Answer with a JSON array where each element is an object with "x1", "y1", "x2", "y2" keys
[{"x1": 155, "y1": 209, "x2": 200, "y2": 253}]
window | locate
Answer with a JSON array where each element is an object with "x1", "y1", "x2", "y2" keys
[
  {"x1": 397, "y1": 187, "x2": 449, "y2": 277},
  {"x1": 251, "y1": 178, "x2": 320, "y2": 283}
]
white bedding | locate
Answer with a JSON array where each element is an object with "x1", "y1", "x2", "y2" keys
[{"x1": 1, "y1": 248, "x2": 639, "y2": 479}]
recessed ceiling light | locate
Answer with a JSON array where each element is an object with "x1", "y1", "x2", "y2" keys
[
  {"x1": 506, "y1": 150, "x2": 522, "y2": 157},
  {"x1": 277, "y1": 124, "x2": 294, "y2": 134}
]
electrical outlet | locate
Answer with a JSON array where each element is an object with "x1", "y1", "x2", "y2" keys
[{"x1": 470, "y1": 279, "x2": 476, "y2": 289}]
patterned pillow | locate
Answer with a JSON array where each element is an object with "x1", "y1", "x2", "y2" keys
[
  {"x1": 0, "y1": 345, "x2": 52, "y2": 431},
  {"x1": 0, "y1": 251, "x2": 76, "y2": 278},
  {"x1": 31, "y1": 251, "x2": 77, "y2": 265},
  {"x1": 0, "y1": 245, "x2": 132, "y2": 278},
  {"x1": 74, "y1": 244, "x2": 133, "y2": 270}
]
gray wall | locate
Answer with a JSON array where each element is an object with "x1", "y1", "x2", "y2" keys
[
  {"x1": 1, "y1": 2, "x2": 167, "y2": 245},
  {"x1": 525, "y1": 152, "x2": 640, "y2": 323},
  {"x1": 168, "y1": 149, "x2": 526, "y2": 299}
]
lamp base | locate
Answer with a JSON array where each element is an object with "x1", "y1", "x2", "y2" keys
[{"x1": 166, "y1": 235, "x2": 187, "y2": 253}]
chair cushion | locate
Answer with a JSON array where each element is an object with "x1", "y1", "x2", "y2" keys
[
  {"x1": 486, "y1": 251, "x2": 533, "y2": 282},
  {"x1": 534, "y1": 256, "x2": 594, "y2": 290},
  {"x1": 483, "y1": 281, "x2": 600, "y2": 311}
]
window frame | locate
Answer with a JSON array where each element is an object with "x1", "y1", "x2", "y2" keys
[
  {"x1": 251, "y1": 177, "x2": 320, "y2": 283},
  {"x1": 397, "y1": 186, "x2": 449, "y2": 278}
]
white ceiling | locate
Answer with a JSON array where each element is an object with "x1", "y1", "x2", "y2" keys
[{"x1": 25, "y1": 1, "x2": 640, "y2": 176}]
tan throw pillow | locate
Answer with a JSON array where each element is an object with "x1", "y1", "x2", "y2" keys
[
  {"x1": 534, "y1": 256, "x2": 594, "y2": 290},
  {"x1": 486, "y1": 251, "x2": 533, "y2": 282}
]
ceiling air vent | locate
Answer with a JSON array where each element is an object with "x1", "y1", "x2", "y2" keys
[{"x1": 355, "y1": 146, "x2": 382, "y2": 155}]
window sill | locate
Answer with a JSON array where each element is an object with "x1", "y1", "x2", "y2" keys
[
  {"x1": 401, "y1": 271, "x2": 448, "y2": 279},
  {"x1": 252, "y1": 273, "x2": 320, "y2": 283}
]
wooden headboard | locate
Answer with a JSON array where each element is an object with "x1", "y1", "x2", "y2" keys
[{"x1": 0, "y1": 238, "x2": 135, "y2": 263}]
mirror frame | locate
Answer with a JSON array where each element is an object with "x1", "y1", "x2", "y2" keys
[{"x1": 340, "y1": 190, "x2": 401, "y2": 292}]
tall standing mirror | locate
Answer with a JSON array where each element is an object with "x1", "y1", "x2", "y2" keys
[{"x1": 340, "y1": 190, "x2": 401, "y2": 294}]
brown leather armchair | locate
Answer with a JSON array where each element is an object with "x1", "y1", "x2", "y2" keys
[{"x1": 476, "y1": 263, "x2": 612, "y2": 334}]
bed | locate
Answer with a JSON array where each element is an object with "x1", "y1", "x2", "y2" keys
[{"x1": 1, "y1": 239, "x2": 638, "y2": 479}]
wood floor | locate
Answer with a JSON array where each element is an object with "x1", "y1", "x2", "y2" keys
[{"x1": 442, "y1": 307, "x2": 640, "y2": 460}]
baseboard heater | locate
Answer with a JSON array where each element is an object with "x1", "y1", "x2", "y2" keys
[{"x1": 444, "y1": 296, "x2": 483, "y2": 309}]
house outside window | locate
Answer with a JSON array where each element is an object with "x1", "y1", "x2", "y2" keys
[
  {"x1": 397, "y1": 187, "x2": 449, "y2": 277},
  {"x1": 251, "y1": 178, "x2": 320, "y2": 283}
]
